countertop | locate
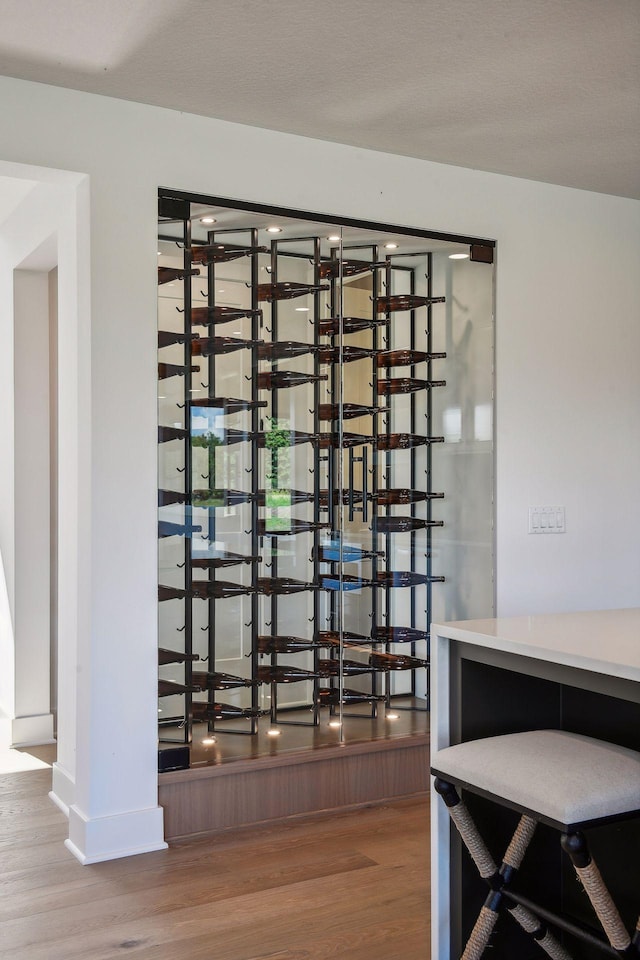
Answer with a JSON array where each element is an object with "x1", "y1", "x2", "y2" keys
[{"x1": 431, "y1": 608, "x2": 640, "y2": 683}]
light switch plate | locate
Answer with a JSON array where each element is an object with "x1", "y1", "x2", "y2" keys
[{"x1": 528, "y1": 505, "x2": 566, "y2": 534}]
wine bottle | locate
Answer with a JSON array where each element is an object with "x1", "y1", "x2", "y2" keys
[
  {"x1": 372, "y1": 626, "x2": 429, "y2": 644},
  {"x1": 158, "y1": 425, "x2": 188, "y2": 443},
  {"x1": 257, "y1": 665, "x2": 320, "y2": 684},
  {"x1": 376, "y1": 571, "x2": 445, "y2": 587},
  {"x1": 319, "y1": 316, "x2": 386, "y2": 336},
  {"x1": 376, "y1": 517, "x2": 444, "y2": 534},
  {"x1": 257, "y1": 577, "x2": 317, "y2": 595},
  {"x1": 319, "y1": 432, "x2": 374, "y2": 449},
  {"x1": 257, "y1": 371, "x2": 328, "y2": 390},
  {"x1": 192, "y1": 488, "x2": 254, "y2": 506},
  {"x1": 190, "y1": 580, "x2": 254, "y2": 599},
  {"x1": 157, "y1": 520, "x2": 202, "y2": 540},
  {"x1": 317, "y1": 688, "x2": 385, "y2": 706},
  {"x1": 377, "y1": 378, "x2": 446, "y2": 395},
  {"x1": 320, "y1": 574, "x2": 373, "y2": 592},
  {"x1": 258, "y1": 518, "x2": 330, "y2": 537},
  {"x1": 192, "y1": 670, "x2": 256, "y2": 690},
  {"x1": 256, "y1": 281, "x2": 329, "y2": 302},
  {"x1": 158, "y1": 362, "x2": 198, "y2": 380},
  {"x1": 316, "y1": 543, "x2": 383, "y2": 563},
  {"x1": 317, "y1": 345, "x2": 376, "y2": 364},
  {"x1": 190, "y1": 305, "x2": 262, "y2": 326},
  {"x1": 317, "y1": 659, "x2": 374, "y2": 677},
  {"x1": 188, "y1": 242, "x2": 267, "y2": 264},
  {"x1": 369, "y1": 652, "x2": 428, "y2": 671},
  {"x1": 190, "y1": 397, "x2": 267, "y2": 413},
  {"x1": 158, "y1": 266, "x2": 200, "y2": 285},
  {"x1": 315, "y1": 631, "x2": 370, "y2": 646},
  {"x1": 318, "y1": 259, "x2": 387, "y2": 280},
  {"x1": 317, "y1": 489, "x2": 367, "y2": 507},
  {"x1": 257, "y1": 341, "x2": 320, "y2": 361},
  {"x1": 192, "y1": 336, "x2": 263, "y2": 357},
  {"x1": 377, "y1": 433, "x2": 445, "y2": 450},
  {"x1": 374, "y1": 489, "x2": 444, "y2": 506},
  {"x1": 192, "y1": 701, "x2": 269, "y2": 721},
  {"x1": 191, "y1": 550, "x2": 261, "y2": 568},
  {"x1": 376, "y1": 349, "x2": 447, "y2": 368},
  {"x1": 158, "y1": 330, "x2": 200, "y2": 348},
  {"x1": 318, "y1": 403, "x2": 385, "y2": 421},
  {"x1": 158, "y1": 585, "x2": 186, "y2": 601},
  {"x1": 256, "y1": 429, "x2": 320, "y2": 447},
  {"x1": 158, "y1": 679, "x2": 202, "y2": 697},
  {"x1": 257, "y1": 489, "x2": 314, "y2": 506},
  {"x1": 257, "y1": 635, "x2": 335, "y2": 654},
  {"x1": 216, "y1": 428, "x2": 255, "y2": 445},
  {"x1": 158, "y1": 489, "x2": 187, "y2": 506},
  {"x1": 376, "y1": 294, "x2": 446, "y2": 313},
  {"x1": 158, "y1": 648, "x2": 200, "y2": 665}
]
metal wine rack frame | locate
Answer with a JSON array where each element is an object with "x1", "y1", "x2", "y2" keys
[{"x1": 155, "y1": 189, "x2": 485, "y2": 763}]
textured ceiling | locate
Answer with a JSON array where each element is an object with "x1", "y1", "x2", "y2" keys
[{"x1": 0, "y1": 0, "x2": 639, "y2": 199}]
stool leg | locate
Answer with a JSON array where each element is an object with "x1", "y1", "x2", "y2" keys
[
  {"x1": 507, "y1": 904, "x2": 574, "y2": 960},
  {"x1": 434, "y1": 778, "x2": 498, "y2": 880},
  {"x1": 464, "y1": 815, "x2": 546, "y2": 960},
  {"x1": 462, "y1": 898, "x2": 501, "y2": 960},
  {"x1": 561, "y1": 832, "x2": 631, "y2": 953}
]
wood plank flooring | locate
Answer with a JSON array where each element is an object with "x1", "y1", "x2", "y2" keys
[{"x1": 0, "y1": 751, "x2": 430, "y2": 960}]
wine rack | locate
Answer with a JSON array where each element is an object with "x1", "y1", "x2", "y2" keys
[{"x1": 157, "y1": 196, "x2": 451, "y2": 760}]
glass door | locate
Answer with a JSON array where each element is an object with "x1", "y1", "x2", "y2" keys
[{"x1": 157, "y1": 191, "x2": 494, "y2": 765}]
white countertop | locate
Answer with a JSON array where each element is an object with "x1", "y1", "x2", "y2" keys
[{"x1": 432, "y1": 608, "x2": 640, "y2": 684}]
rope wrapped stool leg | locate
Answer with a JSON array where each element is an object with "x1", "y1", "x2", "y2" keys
[
  {"x1": 561, "y1": 832, "x2": 631, "y2": 952},
  {"x1": 434, "y1": 778, "x2": 497, "y2": 879},
  {"x1": 461, "y1": 817, "x2": 537, "y2": 960},
  {"x1": 462, "y1": 903, "x2": 500, "y2": 960},
  {"x1": 507, "y1": 904, "x2": 574, "y2": 959}
]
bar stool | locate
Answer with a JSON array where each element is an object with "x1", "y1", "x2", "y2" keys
[{"x1": 431, "y1": 730, "x2": 640, "y2": 959}]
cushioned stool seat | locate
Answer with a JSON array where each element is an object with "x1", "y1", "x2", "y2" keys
[
  {"x1": 431, "y1": 730, "x2": 640, "y2": 959},
  {"x1": 432, "y1": 729, "x2": 640, "y2": 829}
]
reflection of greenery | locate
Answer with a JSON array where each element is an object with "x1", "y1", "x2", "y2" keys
[
  {"x1": 266, "y1": 489, "x2": 292, "y2": 509},
  {"x1": 192, "y1": 433, "x2": 222, "y2": 487},
  {"x1": 192, "y1": 489, "x2": 225, "y2": 508},
  {"x1": 263, "y1": 417, "x2": 291, "y2": 490},
  {"x1": 264, "y1": 417, "x2": 292, "y2": 530}
]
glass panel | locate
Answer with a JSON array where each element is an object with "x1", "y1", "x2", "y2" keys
[{"x1": 157, "y1": 195, "x2": 494, "y2": 764}]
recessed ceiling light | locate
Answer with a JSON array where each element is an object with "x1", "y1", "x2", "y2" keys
[
  {"x1": 266, "y1": 226, "x2": 282, "y2": 234},
  {"x1": 157, "y1": 251, "x2": 161, "y2": 256},
  {"x1": 384, "y1": 243, "x2": 398, "y2": 250},
  {"x1": 449, "y1": 252, "x2": 469, "y2": 260},
  {"x1": 327, "y1": 235, "x2": 341, "y2": 242},
  {"x1": 295, "y1": 306, "x2": 309, "y2": 312},
  {"x1": 266, "y1": 727, "x2": 281, "y2": 737},
  {"x1": 200, "y1": 217, "x2": 216, "y2": 224}
]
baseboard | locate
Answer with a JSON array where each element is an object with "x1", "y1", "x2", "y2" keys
[
  {"x1": 10, "y1": 713, "x2": 55, "y2": 747},
  {"x1": 66, "y1": 802, "x2": 168, "y2": 864}
]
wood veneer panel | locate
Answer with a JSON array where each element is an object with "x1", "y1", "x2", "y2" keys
[{"x1": 159, "y1": 735, "x2": 429, "y2": 838}]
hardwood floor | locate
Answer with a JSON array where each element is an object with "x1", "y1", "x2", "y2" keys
[{"x1": 0, "y1": 750, "x2": 430, "y2": 960}]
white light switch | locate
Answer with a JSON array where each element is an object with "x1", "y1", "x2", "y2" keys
[{"x1": 529, "y1": 505, "x2": 565, "y2": 534}]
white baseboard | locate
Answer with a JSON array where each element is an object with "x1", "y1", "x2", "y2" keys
[
  {"x1": 10, "y1": 713, "x2": 55, "y2": 747},
  {"x1": 66, "y1": 803, "x2": 168, "y2": 864},
  {"x1": 50, "y1": 760, "x2": 75, "y2": 816}
]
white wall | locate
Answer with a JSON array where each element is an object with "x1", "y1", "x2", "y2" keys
[{"x1": 0, "y1": 76, "x2": 637, "y2": 860}]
